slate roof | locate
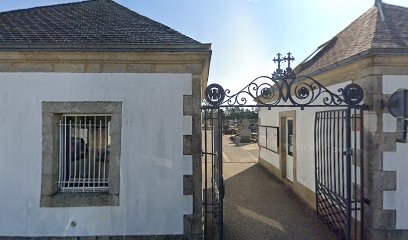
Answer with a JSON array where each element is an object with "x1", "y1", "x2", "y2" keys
[
  {"x1": 0, "y1": 0, "x2": 206, "y2": 50},
  {"x1": 297, "y1": 2, "x2": 408, "y2": 76}
]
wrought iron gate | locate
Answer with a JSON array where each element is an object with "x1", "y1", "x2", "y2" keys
[
  {"x1": 202, "y1": 108, "x2": 224, "y2": 240},
  {"x1": 201, "y1": 52, "x2": 366, "y2": 240},
  {"x1": 315, "y1": 108, "x2": 365, "y2": 240}
]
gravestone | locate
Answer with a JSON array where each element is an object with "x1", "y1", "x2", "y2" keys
[{"x1": 239, "y1": 119, "x2": 252, "y2": 143}]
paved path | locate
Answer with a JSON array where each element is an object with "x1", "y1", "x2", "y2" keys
[{"x1": 221, "y1": 135, "x2": 337, "y2": 240}]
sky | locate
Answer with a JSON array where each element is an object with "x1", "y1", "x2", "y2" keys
[{"x1": 1, "y1": 0, "x2": 408, "y2": 93}]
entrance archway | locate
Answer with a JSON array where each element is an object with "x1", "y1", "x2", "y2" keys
[{"x1": 201, "y1": 53, "x2": 365, "y2": 240}]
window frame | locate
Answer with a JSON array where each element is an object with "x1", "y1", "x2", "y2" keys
[
  {"x1": 258, "y1": 125, "x2": 279, "y2": 154},
  {"x1": 41, "y1": 101, "x2": 122, "y2": 207}
]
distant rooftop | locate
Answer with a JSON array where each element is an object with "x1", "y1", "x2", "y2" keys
[
  {"x1": 296, "y1": 2, "x2": 408, "y2": 76},
  {"x1": 0, "y1": 0, "x2": 208, "y2": 51}
]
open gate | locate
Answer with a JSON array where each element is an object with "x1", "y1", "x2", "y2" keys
[
  {"x1": 315, "y1": 108, "x2": 364, "y2": 240},
  {"x1": 201, "y1": 53, "x2": 366, "y2": 240}
]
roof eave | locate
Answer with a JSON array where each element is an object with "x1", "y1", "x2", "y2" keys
[
  {"x1": 297, "y1": 48, "x2": 408, "y2": 77},
  {"x1": 0, "y1": 43, "x2": 212, "y2": 52}
]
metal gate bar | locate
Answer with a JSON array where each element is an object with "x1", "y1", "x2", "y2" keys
[
  {"x1": 314, "y1": 108, "x2": 364, "y2": 240},
  {"x1": 203, "y1": 108, "x2": 223, "y2": 240}
]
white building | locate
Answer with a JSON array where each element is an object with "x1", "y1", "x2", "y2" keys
[
  {"x1": 0, "y1": 1, "x2": 210, "y2": 239},
  {"x1": 258, "y1": 1, "x2": 408, "y2": 239}
]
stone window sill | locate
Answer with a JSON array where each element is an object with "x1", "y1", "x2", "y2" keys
[{"x1": 40, "y1": 192, "x2": 119, "y2": 207}]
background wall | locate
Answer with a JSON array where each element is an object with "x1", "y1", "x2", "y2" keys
[
  {"x1": 0, "y1": 72, "x2": 192, "y2": 236},
  {"x1": 382, "y1": 75, "x2": 408, "y2": 229},
  {"x1": 259, "y1": 109, "x2": 280, "y2": 169},
  {"x1": 258, "y1": 82, "x2": 351, "y2": 193}
]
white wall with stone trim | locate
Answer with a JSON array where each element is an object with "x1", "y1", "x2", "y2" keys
[
  {"x1": 258, "y1": 82, "x2": 350, "y2": 192},
  {"x1": 259, "y1": 109, "x2": 280, "y2": 169},
  {"x1": 382, "y1": 75, "x2": 408, "y2": 229},
  {"x1": 0, "y1": 72, "x2": 192, "y2": 236}
]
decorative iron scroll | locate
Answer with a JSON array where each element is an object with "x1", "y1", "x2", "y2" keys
[{"x1": 204, "y1": 52, "x2": 364, "y2": 108}]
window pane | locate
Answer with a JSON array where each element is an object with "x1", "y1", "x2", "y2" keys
[{"x1": 287, "y1": 120, "x2": 293, "y2": 156}]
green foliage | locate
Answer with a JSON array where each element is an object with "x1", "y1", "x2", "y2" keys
[
  {"x1": 221, "y1": 107, "x2": 258, "y2": 120},
  {"x1": 202, "y1": 108, "x2": 258, "y2": 122}
]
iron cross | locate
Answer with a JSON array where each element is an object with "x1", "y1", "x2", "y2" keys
[
  {"x1": 273, "y1": 53, "x2": 284, "y2": 72},
  {"x1": 284, "y1": 52, "x2": 295, "y2": 69}
]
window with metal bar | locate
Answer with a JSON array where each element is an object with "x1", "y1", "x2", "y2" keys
[
  {"x1": 58, "y1": 114, "x2": 111, "y2": 192},
  {"x1": 41, "y1": 101, "x2": 121, "y2": 207}
]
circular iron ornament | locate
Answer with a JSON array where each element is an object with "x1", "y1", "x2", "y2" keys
[
  {"x1": 205, "y1": 83, "x2": 226, "y2": 106},
  {"x1": 343, "y1": 83, "x2": 364, "y2": 105},
  {"x1": 261, "y1": 88, "x2": 273, "y2": 98},
  {"x1": 298, "y1": 86, "x2": 310, "y2": 99}
]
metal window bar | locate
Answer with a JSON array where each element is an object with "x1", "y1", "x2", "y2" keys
[{"x1": 58, "y1": 114, "x2": 111, "y2": 192}]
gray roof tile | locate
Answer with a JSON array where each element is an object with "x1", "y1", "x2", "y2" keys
[
  {"x1": 297, "y1": 3, "x2": 408, "y2": 76},
  {"x1": 0, "y1": 0, "x2": 202, "y2": 47}
]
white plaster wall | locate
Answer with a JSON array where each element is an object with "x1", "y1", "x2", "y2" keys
[
  {"x1": 259, "y1": 108, "x2": 280, "y2": 168},
  {"x1": 259, "y1": 148, "x2": 280, "y2": 168},
  {"x1": 258, "y1": 82, "x2": 350, "y2": 192},
  {"x1": 382, "y1": 75, "x2": 408, "y2": 229},
  {"x1": 0, "y1": 73, "x2": 192, "y2": 236}
]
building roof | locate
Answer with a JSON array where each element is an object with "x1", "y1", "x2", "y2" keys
[
  {"x1": 0, "y1": 0, "x2": 207, "y2": 51},
  {"x1": 296, "y1": 2, "x2": 408, "y2": 76}
]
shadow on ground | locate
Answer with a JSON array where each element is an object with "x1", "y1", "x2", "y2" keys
[{"x1": 223, "y1": 163, "x2": 337, "y2": 240}]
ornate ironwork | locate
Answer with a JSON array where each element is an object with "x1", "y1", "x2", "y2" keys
[
  {"x1": 204, "y1": 52, "x2": 364, "y2": 108},
  {"x1": 204, "y1": 83, "x2": 225, "y2": 106}
]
